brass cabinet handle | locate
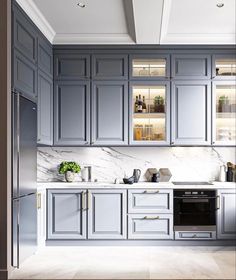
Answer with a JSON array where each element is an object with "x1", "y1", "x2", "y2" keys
[
  {"x1": 144, "y1": 190, "x2": 159, "y2": 194},
  {"x1": 143, "y1": 216, "x2": 159, "y2": 220},
  {"x1": 87, "y1": 190, "x2": 91, "y2": 209},
  {"x1": 216, "y1": 195, "x2": 220, "y2": 209},
  {"x1": 37, "y1": 193, "x2": 41, "y2": 209},
  {"x1": 81, "y1": 191, "x2": 86, "y2": 210}
]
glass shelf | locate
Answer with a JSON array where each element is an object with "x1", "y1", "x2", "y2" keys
[
  {"x1": 216, "y1": 59, "x2": 236, "y2": 77},
  {"x1": 132, "y1": 59, "x2": 166, "y2": 77},
  {"x1": 132, "y1": 85, "x2": 167, "y2": 142},
  {"x1": 215, "y1": 84, "x2": 236, "y2": 142}
]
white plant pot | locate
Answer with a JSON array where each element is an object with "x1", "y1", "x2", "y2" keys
[{"x1": 65, "y1": 171, "x2": 75, "y2": 182}]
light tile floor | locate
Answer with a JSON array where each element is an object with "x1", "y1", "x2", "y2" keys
[{"x1": 10, "y1": 246, "x2": 236, "y2": 279}]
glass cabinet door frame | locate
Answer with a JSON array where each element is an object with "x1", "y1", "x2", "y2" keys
[
  {"x1": 129, "y1": 54, "x2": 170, "y2": 80},
  {"x1": 129, "y1": 81, "x2": 170, "y2": 146},
  {"x1": 212, "y1": 54, "x2": 236, "y2": 80},
  {"x1": 212, "y1": 80, "x2": 236, "y2": 146}
]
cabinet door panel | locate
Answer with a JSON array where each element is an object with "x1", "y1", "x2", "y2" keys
[
  {"x1": 88, "y1": 190, "x2": 127, "y2": 239},
  {"x1": 217, "y1": 190, "x2": 236, "y2": 239},
  {"x1": 128, "y1": 214, "x2": 173, "y2": 239},
  {"x1": 47, "y1": 190, "x2": 86, "y2": 239},
  {"x1": 38, "y1": 36, "x2": 53, "y2": 76},
  {"x1": 13, "y1": 50, "x2": 37, "y2": 101},
  {"x1": 54, "y1": 81, "x2": 90, "y2": 145},
  {"x1": 13, "y1": 7, "x2": 37, "y2": 63},
  {"x1": 54, "y1": 54, "x2": 90, "y2": 80},
  {"x1": 172, "y1": 55, "x2": 211, "y2": 79},
  {"x1": 171, "y1": 81, "x2": 211, "y2": 145},
  {"x1": 92, "y1": 55, "x2": 128, "y2": 79},
  {"x1": 37, "y1": 70, "x2": 53, "y2": 145},
  {"x1": 92, "y1": 81, "x2": 128, "y2": 145},
  {"x1": 128, "y1": 189, "x2": 173, "y2": 214}
]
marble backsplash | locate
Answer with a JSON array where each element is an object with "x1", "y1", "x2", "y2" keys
[{"x1": 37, "y1": 147, "x2": 236, "y2": 183}]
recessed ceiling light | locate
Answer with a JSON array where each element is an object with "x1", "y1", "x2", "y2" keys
[
  {"x1": 216, "y1": 3, "x2": 224, "y2": 8},
  {"x1": 77, "y1": 2, "x2": 86, "y2": 8}
]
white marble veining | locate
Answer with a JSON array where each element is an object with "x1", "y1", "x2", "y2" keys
[{"x1": 37, "y1": 147, "x2": 236, "y2": 183}]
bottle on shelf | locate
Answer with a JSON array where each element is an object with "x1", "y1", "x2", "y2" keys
[
  {"x1": 142, "y1": 96, "x2": 147, "y2": 113},
  {"x1": 134, "y1": 96, "x2": 139, "y2": 113},
  {"x1": 138, "y1": 94, "x2": 143, "y2": 113}
]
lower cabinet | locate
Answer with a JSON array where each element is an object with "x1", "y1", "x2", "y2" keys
[
  {"x1": 47, "y1": 189, "x2": 87, "y2": 239},
  {"x1": 87, "y1": 190, "x2": 127, "y2": 239},
  {"x1": 128, "y1": 214, "x2": 173, "y2": 240},
  {"x1": 217, "y1": 189, "x2": 236, "y2": 240}
]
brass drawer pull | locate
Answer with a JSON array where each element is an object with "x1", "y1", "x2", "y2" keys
[
  {"x1": 144, "y1": 190, "x2": 159, "y2": 194},
  {"x1": 37, "y1": 193, "x2": 41, "y2": 209},
  {"x1": 143, "y1": 216, "x2": 159, "y2": 220},
  {"x1": 81, "y1": 191, "x2": 86, "y2": 210}
]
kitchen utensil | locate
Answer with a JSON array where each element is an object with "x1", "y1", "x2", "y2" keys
[{"x1": 133, "y1": 169, "x2": 141, "y2": 183}]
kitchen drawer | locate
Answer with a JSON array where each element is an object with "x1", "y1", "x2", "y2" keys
[
  {"x1": 128, "y1": 214, "x2": 173, "y2": 240},
  {"x1": 175, "y1": 231, "x2": 216, "y2": 240},
  {"x1": 128, "y1": 189, "x2": 173, "y2": 214}
]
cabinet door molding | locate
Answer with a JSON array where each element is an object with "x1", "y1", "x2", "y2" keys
[
  {"x1": 91, "y1": 81, "x2": 128, "y2": 145},
  {"x1": 171, "y1": 80, "x2": 211, "y2": 145},
  {"x1": 92, "y1": 54, "x2": 128, "y2": 80},
  {"x1": 54, "y1": 81, "x2": 90, "y2": 146},
  {"x1": 171, "y1": 54, "x2": 211, "y2": 79},
  {"x1": 217, "y1": 189, "x2": 236, "y2": 240},
  {"x1": 37, "y1": 70, "x2": 53, "y2": 145},
  {"x1": 88, "y1": 189, "x2": 127, "y2": 239},
  {"x1": 47, "y1": 189, "x2": 87, "y2": 240},
  {"x1": 38, "y1": 36, "x2": 53, "y2": 77}
]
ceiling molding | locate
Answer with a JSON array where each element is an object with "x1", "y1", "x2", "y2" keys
[
  {"x1": 123, "y1": 0, "x2": 136, "y2": 43},
  {"x1": 16, "y1": 0, "x2": 55, "y2": 43},
  {"x1": 160, "y1": 0, "x2": 236, "y2": 45},
  {"x1": 53, "y1": 33, "x2": 135, "y2": 45}
]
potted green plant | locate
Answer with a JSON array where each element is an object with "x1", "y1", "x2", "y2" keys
[
  {"x1": 218, "y1": 95, "x2": 230, "y2": 112},
  {"x1": 59, "y1": 161, "x2": 81, "y2": 182},
  {"x1": 154, "y1": 95, "x2": 165, "y2": 113}
]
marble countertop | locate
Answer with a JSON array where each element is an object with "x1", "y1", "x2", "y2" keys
[{"x1": 37, "y1": 181, "x2": 236, "y2": 190}]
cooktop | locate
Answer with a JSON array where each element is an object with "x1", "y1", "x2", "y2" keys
[{"x1": 172, "y1": 181, "x2": 213, "y2": 185}]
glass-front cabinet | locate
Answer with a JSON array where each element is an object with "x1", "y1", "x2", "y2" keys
[
  {"x1": 130, "y1": 82, "x2": 170, "y2": 145},
  {"x1": 212, "y1": 81, "x2": 236, "y2": 145},
  {"x1": 130, "y1": 55, "x2": 170, "y2": 79},
  {"x1": 213, "y1": 55, "x2": 236, "y2": 79}
]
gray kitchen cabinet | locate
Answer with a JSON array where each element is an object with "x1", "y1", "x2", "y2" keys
[
  {"x1": 47, "y1": 189, "x2": 87, "y2": 239},
  {"x1": 128, "y1": 214, "x2": 173, "y2": 239},
  {"x1": 87, "y1": 190, "x2": 127, "y2": 239},
  {"x1": 171, "y1": 81, "x2": 211, "y2": 145},
  {"x1": 54, "y1": 54, "x2": 90, "y2": 80},
  {"x1": 38, "y1": 35, "x2": 53, "y2": 77},
  {"x1": 91, "y1": 81, "x2": 128, "y2": 145},
  {"x1": 171, "y1": 54, "x2": 211, "y2": 79},
  {"x1": 54, "y1": 81, "x2": 90, "y2": 146},
  {"x1": 13, "y1": 49, "x2": 37, "y2": 101},
  {"x1": 212, "y1": 54, "x2": 236, "y2": 80},
  {"x1": 37, "y1": 70, "x2": 53, "y2": 145},
  {"x1": 13, "y1": 4, "x2": 37, "y2": 64},
  {"x1": 128, "y1": 189, "x2": 173, "y2": 214},
  {"x1": 92, "y1": 54, "x2": 128, "y2": 80},
  {"x1": 217, "y1": 189, "x2": 236, "y2": 240}
]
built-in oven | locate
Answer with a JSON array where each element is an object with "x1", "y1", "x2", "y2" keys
[{"x1": 174, "y1": 189, "x2": 218, "y2": 240}]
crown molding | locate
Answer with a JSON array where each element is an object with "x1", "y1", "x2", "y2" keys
[
  {"x1": 16, "y1": 0, "x2": 55, "y2": 43},
  {"x1": 53, "y1": 33, "x2": 135, "y2": 44}
]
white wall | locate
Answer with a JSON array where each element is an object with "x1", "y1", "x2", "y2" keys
[{"x1": 37, "y1": 147, "x2": 235, "y2": 183}]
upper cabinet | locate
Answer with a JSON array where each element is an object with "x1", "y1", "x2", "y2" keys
[
  {"x1": 171, "y1": 54, "x2": 211, "y2": 79},
  {"x1": 13, "y1": 6, "x2": 37, "y2": 64},
  {"x1": 54, "y1": 54, "x2": 90, "y2": 80},
  {"x1": 130, "y1": 55, "x2": 170, "y2": 80},
  {"x1": 130, "y1": 81, "x2": 170, "y2": 145},
  {"x1": 91, "y1": 81, "x2": 128, "y2": 145},
  {"x1": 212, "y1": 81, "x2": 236, "y2": 146},
  {"x1": 54, "y1": 81, "x2": 90, "y2": 146},
  {"x1": 92, "y1": 54, "x2": 128, "y2": 80},
  {"x1": 213, "y1": 55, "x2": 236, "y2": 80},
  {"x1": 38, "y1": 36, "x2": 53, "y2": 77},
  {"x1": 171, "y1": 81, "x2": 211, "y2": 145}
]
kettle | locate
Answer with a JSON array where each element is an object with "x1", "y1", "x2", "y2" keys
[{"x1": 133, "y1": 169, "x2": 141, "y2": 183}]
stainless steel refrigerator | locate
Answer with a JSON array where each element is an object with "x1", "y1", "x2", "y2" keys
[{"x1": 12, "y1": 91, "x2": 37, "y2": 268}]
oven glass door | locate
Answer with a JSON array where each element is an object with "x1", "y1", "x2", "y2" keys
[{"x1": 174, "y1": 197, "x2": 216, "y2": 226}]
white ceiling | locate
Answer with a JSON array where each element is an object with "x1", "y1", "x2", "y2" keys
[{"x1": 16, "y1": 0, "x2": 236, "y2": 44}]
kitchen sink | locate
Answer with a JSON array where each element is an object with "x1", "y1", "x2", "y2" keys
[{"x1": 172, "y1": 181, "x2": 213, "y2": 185}]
